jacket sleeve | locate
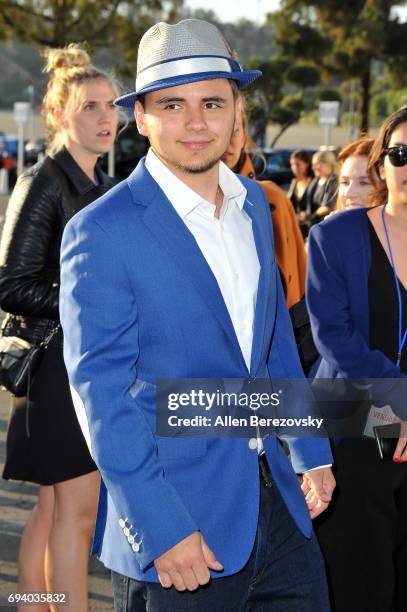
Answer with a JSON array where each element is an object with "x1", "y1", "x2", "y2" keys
[
  {"x1": 307, "y1": 222, "x2": 407, "y2": 416},
  {"x1": 60, "y1": 213, "x2": 198, "y2": 572},
  {"x1": 0, "y1": 171, "x2": 60, "y2": 319}
]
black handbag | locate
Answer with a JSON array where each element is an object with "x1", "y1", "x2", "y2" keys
[{"x1": 0, "y1": 325, "x2": 60, "y2": 397}]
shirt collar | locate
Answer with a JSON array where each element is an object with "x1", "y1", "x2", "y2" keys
[
  {"x1": 145, "y1": 148, "x2": 247, "y2": 219},
  {"x1": 51, "y1": 147, "x2": 111, "y2": 194}
]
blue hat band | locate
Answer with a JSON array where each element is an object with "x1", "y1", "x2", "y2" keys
[{"x1": 136, "y1": 56, "x2": 239, "y2": 91}]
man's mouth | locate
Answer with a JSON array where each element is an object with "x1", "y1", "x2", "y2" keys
[{"x1": 180, "y1": 140, "x2": 212, "y2": 150}]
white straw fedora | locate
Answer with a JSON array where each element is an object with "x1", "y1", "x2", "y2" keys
[{"x1": 114, "y1": 19, "x2": 262, "y2": 108}]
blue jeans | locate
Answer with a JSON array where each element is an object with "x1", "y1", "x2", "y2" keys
[{"x1": 111, "y1": 466, "x2": 330, "y2": 611}]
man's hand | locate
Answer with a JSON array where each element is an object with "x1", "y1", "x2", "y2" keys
[
  {"x1": 301, "y1": 467, "x2": 336, "y2": 519},
  {"x1": 154, "y1": 531, "x2": 223, "y2": 592}
]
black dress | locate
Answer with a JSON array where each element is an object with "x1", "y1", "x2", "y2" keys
[
  {"x1": 1, "y1": 149, "x2": 114, "y2": 485},
  {"x1": 287, "y1": 179, "x2": 310, "y2": 213},
  {"x1": 315, "y1": 219, "x2": 407, "y2": 612}
]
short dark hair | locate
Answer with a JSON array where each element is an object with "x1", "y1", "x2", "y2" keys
[{"x1": 290, "y1": 149, "x2": 313, "y2": 177}]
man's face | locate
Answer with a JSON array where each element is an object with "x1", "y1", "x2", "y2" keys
[{"x1": 134, "y1": 79, "x2": 240, "y2": 177}]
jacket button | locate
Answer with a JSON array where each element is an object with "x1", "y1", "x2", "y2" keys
[
  {"x1": 132, "y1": 543, "x2": 140, "y2": 553},
  {"x1": 248, "y1": 438, "x2": 258, "y2": 450}
]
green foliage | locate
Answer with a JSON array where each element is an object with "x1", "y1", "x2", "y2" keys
[
  {"x1": 370, "y1": 88, "x2": 407, "y2": 126},
  {"x1": 316, "y1": 88, "x2": 342, "y2": 103},
  {"x1": 284, "y1": 63, "x2": 320, "y2": 88},
  {"x1": 245, "y1": 54, "x2": 322, "y2": 145},
  {"x1": 272, "y1": 0, "x2": 407, "y2": 133},
  {"x1": 0, "y1": 0, "x2": 180, "y2": 49}
]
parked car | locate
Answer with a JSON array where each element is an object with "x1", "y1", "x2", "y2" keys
[
  {"x1": 100, "y1": 121, "x2": 149, "y2": 180},
  {"x1": 5, "y1": 134, "x2": 19, "y2": 159},
  {"x1": 253, "y1": 147, "x2": 319, "y2": 191},
  {"x1": 254, "y1": 148, "x2": 295, "y2": 190}
]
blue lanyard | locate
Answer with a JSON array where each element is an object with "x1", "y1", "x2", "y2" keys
[{"x1": 381, "y1": 204, "x2": 407, "y2": 367}]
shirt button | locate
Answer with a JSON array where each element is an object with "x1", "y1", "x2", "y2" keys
[
  {"x1": 234, "y1": 273, "x2": 239, "y2": 281},
  {"x1": 248, "y1": 438, "x2": 258, "y2": 450},
  {"x1": 241, "y1": 323, "x2": 248, "y2": 331}
]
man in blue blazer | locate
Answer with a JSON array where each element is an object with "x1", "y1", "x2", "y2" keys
[{"x1": 60, "y1": 18, "x2": 335, "y2": 611}]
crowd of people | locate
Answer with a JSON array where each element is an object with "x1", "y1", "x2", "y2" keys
[{"x1": 0, "y1": 16, "x2": 406, "y2": 612}]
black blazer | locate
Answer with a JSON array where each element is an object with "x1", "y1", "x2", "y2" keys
[
  {"x1": 306, "y1": 174, "x2": 338, "y2": 214},
  {"x1": 0, "y1": 148, "x2": 114, "y2": 345}
]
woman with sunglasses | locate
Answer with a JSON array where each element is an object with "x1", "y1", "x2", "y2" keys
[{"x1": 306, "y1": 107, "x2": 407, "y2": 611}]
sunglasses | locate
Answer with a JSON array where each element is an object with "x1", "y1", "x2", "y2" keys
[{"x1": 383, "y1": 145, "x2": 407, "y2": 167}]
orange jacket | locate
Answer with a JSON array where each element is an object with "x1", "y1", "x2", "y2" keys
[{"x1": 239, "y1": 154, "x2": 307, "y2": 309}]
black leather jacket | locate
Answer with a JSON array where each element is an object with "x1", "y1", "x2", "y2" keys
[{"x1": 0, "y1": 148, "x2": 114, "y2": 347}]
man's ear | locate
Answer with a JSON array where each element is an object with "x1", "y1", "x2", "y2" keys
[
  {"x1": 234, "y1": 95, "x2": 242, "y2": 131},
  {"x1": 134, "y1": 101, "x2": 148, "y2": 137}
]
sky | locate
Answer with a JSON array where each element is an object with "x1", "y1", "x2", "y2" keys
[
  {"x1": 185, "y1": 0, "x2": 407, "y2": 23},
  {"x1": 185, "y1": 0, "x2": 280, "y2": 23}
]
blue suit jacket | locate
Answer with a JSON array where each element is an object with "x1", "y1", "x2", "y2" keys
[
  {"x1": 307, "y1": 207, "x2": 407, "y2": 415},
  {"x1": 60, "y1": 158, "x2": 332, "y2": 581}
]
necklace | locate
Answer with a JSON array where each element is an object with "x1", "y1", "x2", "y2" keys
[{"x1": 381, "y1": 204, "x2": 407, "y2": 368}]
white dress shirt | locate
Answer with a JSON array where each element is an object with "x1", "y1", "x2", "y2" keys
[{"x1": 145, "y1": 148, "x2": 260, "y2": 371}]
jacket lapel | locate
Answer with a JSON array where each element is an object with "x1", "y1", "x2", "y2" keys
[
  {"x1": 243, "y1": 195, "x2": 273, "y2": 376},
  {"x1": 128, "y1": 162, "x2": 248, "y2": 372}
]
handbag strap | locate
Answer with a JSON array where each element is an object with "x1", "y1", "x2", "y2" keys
[{"x1": 39, "y1": 324, "x2": 61, "y2": 349}]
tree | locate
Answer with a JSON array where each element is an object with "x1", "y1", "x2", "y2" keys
[
  {"x1": 0, "y1": 0, "x2": 182, "y2": 49},
  {"x1": 246, "y1": 56, "x2": 320, "y2": 146},
  {"x1": 271, "y1": 0, "x2": 407, "y2": 133}
]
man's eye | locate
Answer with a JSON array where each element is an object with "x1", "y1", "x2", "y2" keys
[
  {"x1": 205, "y1": 102, "x2": 220, "y2": 109},
  {"x1": 164, "y1": 103, "x2": 181, "y2": 110}
]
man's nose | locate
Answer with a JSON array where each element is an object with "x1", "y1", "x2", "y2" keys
[{"x1": 185, "y1": 107, "x2": 207, "y2": 130}]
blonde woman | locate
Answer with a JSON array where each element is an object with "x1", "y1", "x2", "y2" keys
[
  {"x1": 307, "y1": 149, "x2": 338, "y2": 222},
  {"x1": 0, "y1": 45, "x2": 119, "y2": 611}
]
